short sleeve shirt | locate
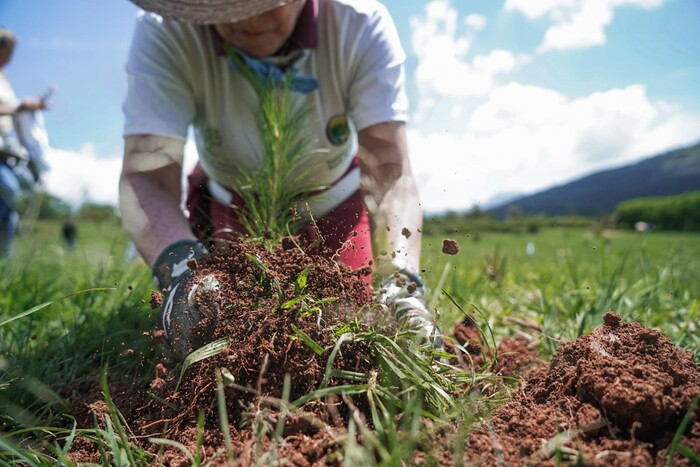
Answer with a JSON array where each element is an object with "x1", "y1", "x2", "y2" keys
[
  {"x1": 0, "y1": 72, "x2": 18, "y2": 138},
  {"x1": 123, "y1": 0, "x2": 408, "y2": 202}
]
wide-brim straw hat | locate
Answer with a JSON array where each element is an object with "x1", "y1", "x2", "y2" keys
[{"x1": 129, "y1": 0, "x2": 299, "y2": 24}]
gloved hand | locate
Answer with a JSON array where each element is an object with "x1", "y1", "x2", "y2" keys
[
  {"x1": 153, "y1": 240, "x2": 221, "y2": 360},
  {"x1": 377, "y1": 266, "x2": 443, "y2": 350}
]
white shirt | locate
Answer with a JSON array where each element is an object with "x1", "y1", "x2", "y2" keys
[
  {"x1": 123, "y1": 0, "x2": 408, "y2": 214},
  {"x1": 0, "y1": 72, "x2": 18, "y2": 139}
]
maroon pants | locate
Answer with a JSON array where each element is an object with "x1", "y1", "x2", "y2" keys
[{"x1": 186, "y1": 164, "x2": 374, "y2": 282}]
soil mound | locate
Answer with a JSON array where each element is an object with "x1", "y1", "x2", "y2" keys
[
  {"x1": 464, "y1": 312, "x2": 700, "y2": 466},
  {"x1": 164, "y1": 239, "x2": 375, "y2": 407},
  {"x1": 69, "y1": 238, "x2": 379, "y2": 465}
]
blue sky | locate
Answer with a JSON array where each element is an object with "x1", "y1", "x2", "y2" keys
[{"x1": 3, "y1": 0, "x2": 700, "y2": 213}]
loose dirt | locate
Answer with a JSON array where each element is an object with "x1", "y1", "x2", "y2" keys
[
  {"x1": 442, "y1": 238, "x2": 460, "y2": 255},
  {"x1": 456, "y1": 312, "x2": 700, "y2": 466},
  {"x1": 66, "y1": 237, "x2": 699, "y2": 465}
]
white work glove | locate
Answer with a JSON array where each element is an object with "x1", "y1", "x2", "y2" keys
[
  {"x1": 153, "y1": 240, "x2": 220, "y2": 360},
  {"x1": 377, "y1": 265, "x2": 443, "y2": 350}
]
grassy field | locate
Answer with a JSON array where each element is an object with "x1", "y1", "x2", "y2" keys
[
  {"x1": 422, "y1": 227, "x2": 700, "y2": 358},
  {"x1": 1, "y1": 220, "x2": 698, "y2": 464}
]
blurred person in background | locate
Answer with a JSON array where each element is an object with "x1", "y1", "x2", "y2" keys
[
  {"x1": 0, "y1": 27, "x2": 54, "y2": 258},
  {"x1": 119, "y1": 0, "x2": 441, "y2": 359},
  {"x1": 62, "y1": 216, "x2": 77, "y2": 251}
]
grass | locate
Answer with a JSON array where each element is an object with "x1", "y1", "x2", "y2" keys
[
  {"x1": 1, "y1": 220, "x2": 698, "y2": 465},
  {"x1": 421, "y1": 227, "x2": 700, "y2": 358}
]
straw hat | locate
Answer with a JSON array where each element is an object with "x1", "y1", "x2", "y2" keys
[{"x1": 129, "y1": 0, "x2": 299, "y2": 24}]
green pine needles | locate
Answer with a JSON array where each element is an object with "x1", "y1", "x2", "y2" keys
[{"x1": 223, "y1": 44, "x2": 327, "y2": 243}]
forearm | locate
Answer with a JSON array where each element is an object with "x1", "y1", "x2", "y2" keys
[
  {"x1": 370, "y1": 170, "x2": 422, "y2": 274},
  {"x1": 119, "y1": 135, "x2": 195, "y2": 267},
  {"x1": 0, "y1": 99, "x2": 47, "y2": 116},
  {"x1": 358, "y1": 122, "x2": 423, "y2": 276},
  {"x1": 0, "y1": 104, "x2": 18, "y2": 115}
]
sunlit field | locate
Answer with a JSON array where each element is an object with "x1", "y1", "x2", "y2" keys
[
  {"x1": 1, "y1": 220, "x2": 698, "y2": 463},
  {"x1": 422, "y1": 227, "x2": 700, "y2": 358}
]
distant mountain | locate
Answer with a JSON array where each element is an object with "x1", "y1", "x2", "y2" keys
[
  {"x1": 487, "y1": 141, "x2": 700, "y2": 218},
  {"x1": 480, "y1": 191, "x2": 526, "y2": 211}
]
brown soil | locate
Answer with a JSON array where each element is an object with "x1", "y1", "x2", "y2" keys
[
  {"x1": 65, "y1": 237, "x2": 700, "y2": 465},
  {"x1": 459, "y1": 312, "x2": 700, "y2": 466},
  {"x1": 442, "y1": 238, "x2": 460, "y2": 255}
]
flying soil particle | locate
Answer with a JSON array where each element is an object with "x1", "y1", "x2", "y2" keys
[
  {"x1": 150, "y1": 290, "x2": 163, "y2": 309},
  {"x1": 442, "y1": 238, "x2": 460, "y2": 255},
  {"x1": 155, "y1": 363, "x2": 168, "y2": 378},
  {"x1": 152, "y1": 329, "x2": 165, "y2": 342},
  {"x1": 401, "y1": 227, "x2": 412, "y2": 238}
]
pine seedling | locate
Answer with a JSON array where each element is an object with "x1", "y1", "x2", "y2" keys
[{"x1": 222, "y1": 45, "x2": 327, "y2": 244}]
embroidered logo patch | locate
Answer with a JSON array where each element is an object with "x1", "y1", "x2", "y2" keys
[{"x1": 326, "y1": 114, "x2": 350, "y2": 146}]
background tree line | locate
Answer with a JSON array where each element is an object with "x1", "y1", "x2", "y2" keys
[{"x1": 17, "y1": 189, "x2": 700, "y2": 234}]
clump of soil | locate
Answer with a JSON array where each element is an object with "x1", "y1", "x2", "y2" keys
[
  {"x1": 462, "y1": 312, "x2": 700, "y2": 466},
  {"x1": 442, "y1": 238, "x2": 459, "y2": 255},
  {"x1": 165, "y1": 238, "x2": 376, "y2": 408},
  {"x1": 69, "y1": 237, "x2": 379, "y2": 465}
]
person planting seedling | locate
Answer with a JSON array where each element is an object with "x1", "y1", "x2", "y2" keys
[{"x1": 119, "y1": 0, "x2": 441, "y2": 359}]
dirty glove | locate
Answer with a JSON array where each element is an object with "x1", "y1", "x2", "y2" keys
[
  {"x1": 377, "y1": 266, "x2": 443, "y2": 350},
  {"x1": 153, "y1": 240, "x2": 220, "y2": 360}
]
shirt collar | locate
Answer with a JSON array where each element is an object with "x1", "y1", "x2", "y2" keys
[
  {"x1": 293, "y1": 0, "x2": 318, "y2": 50},
  {"x1": 210, "y1": 0, "x2": 318, "y2": 56}
]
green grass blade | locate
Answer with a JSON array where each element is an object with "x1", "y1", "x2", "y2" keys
[
  {"x1": 319, "y1": 333, "x2": 354, "y2": 389},
  {"x1": 215, "y1": 369, "x2": 235, "y2": 463},
  {"x1": 100, "y1": 368, "x2": 137, "y2": 466},
  {"x1": 667, "y1": 395, "x2": 699, "y2": 466},
  {"x1": 176, "y1": 338, "x2": 229, "y2": 391},
  {"x1": 328, "y1": 369, "x2": 370, "y2": 382},
  {"x1": 0, "y1": 435, "x2": 43, "y2": 465},
  {"x1": 195, "y1": 410, "x2": 205, "y2": 466},
  {"x1": 677, "y1": 445, "x2": 700, "y2": 464},
  {"x1": 290, "y1": 324, "x2": 324, "y2": 356},
  {"x1": 0, "y1": 287, "x2": 115, "y2": 327},
  {"x1": 292, "y1": 384, "x2": 369, "y2": 407},
  {"x1": 148, "y1": 437, "x2": 196, "y2": 464}
]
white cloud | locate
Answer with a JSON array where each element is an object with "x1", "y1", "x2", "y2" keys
[
  {"x1": 40, "y1": 92, "x2": 699, "y2": 218},
  {"x1": 410, "y1": 0, "x2": 524, "y2": 105},
  {"x1": 464, "y1": 14, "x2": 487, "y2": 31},
  {"x1": 410, "y1": 83, "x2": 700, "y2": 213},
  {"x1": 414, "y1": 47, "x2": 519, "y2": 99},
  {"x1": 42, "y1": 138, "x2": 200, "y2": 210},
  {"x1": 43, "y1": 144, "x2": 122, "y2": 208},
  {"x1": 504, "y1": 0, "x2": 664, "y2": 52},
  {"x1": 406, "y1": 1, "x2": 696, "y2": 214}
]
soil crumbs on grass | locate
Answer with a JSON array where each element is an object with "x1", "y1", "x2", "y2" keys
[
  {"x1": 449, "y1": 311, "x2": 700, "y2": 466},
  {"x1": 67, "y1": 236, "x2": 699, "y2": 466}
]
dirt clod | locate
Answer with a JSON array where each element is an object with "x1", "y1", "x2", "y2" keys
[
  {"x1": 603, "y1": 310, "x2": 622, "y2": 327},
  {"x1": 407, "y1": 281, "x2": 417, "y2": 294},
  {"x1": 442, "y1": 238, "x2": 459, "y2": 255},
  {"x1": 149, "y1": 290, "x2": 163, "y2": 309}
]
